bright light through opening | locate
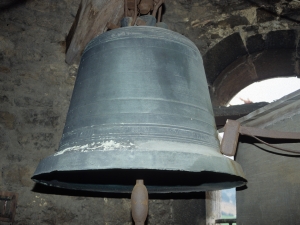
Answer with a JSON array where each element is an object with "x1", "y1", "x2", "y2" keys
[{"x1": 228, "y1": 77, "x2": 300, "y2": 106}]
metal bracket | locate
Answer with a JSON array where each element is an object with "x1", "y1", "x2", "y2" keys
[
  {"x1": 221, "y1": 119, "x2": 300, "y2": 156},
  {"x1": 215, "y1": 218, "x2": 236, "y2": 225},
  {"x1": 0, "y1": 191, "x2": 18, "y2": 223}
]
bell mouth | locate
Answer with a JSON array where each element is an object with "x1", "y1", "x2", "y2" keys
[
  {"x1": 32, "y1": 147, "x2": 246, "y2": 193},
  {"x1": 32, "y1": 169, "x2": 246, "y2": 193}
]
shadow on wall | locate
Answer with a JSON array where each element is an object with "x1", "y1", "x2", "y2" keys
[{"x1": 0, "y1": 0, "x2": 28, "y2": 12}]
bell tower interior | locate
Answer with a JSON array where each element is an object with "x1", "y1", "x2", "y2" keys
[{"x1": 0, "y1": 0, "x2": 300, "y2": 224}]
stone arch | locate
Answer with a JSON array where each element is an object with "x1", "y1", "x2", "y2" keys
[{"x1": 203, "y1": 29, "x2": 300, "y2": 106}]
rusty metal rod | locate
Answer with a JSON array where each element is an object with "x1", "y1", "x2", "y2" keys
[
  {"x1": 246, "y1": 134, "x2": 300, "y2": 154},
  {"x1": 239, "y1": 126, "x2": 300, "y2": 140},
  {"x1": 125, "y1": 0, "x2": 128, "y2": 17},
  {"x1": 157, "y1": 4, "x2": 162, "y2": 22},
  {"x1": 152, "y1": 0, "x2": 163, "y2": 17},
  {"x1": 131, "y1": 0, "x2": 138, "y2": 25},
  {"x1": 221, "y1": 119, "x2": 300, "y2": 156}
]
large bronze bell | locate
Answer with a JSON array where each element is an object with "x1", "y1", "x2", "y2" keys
[{"x1": 32, "y1": 26, "x2": 246, "y2": 193}]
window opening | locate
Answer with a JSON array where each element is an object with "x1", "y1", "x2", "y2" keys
[{"x1": 228, "y1": 77, "x2": 300, "y2": 106}]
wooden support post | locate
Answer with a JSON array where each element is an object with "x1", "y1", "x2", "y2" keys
[
  {"x1": 206, "y1": 191, "x2": 221, "y2": 225},
  {"x1": 66, "y1": 0, "x2": 124, "y2": 65}
]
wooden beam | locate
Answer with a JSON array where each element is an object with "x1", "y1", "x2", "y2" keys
[
  {"x1": 66, "y1": 0, "x2": 124, "y2": 65},
  {"x1": 213, "y1": 102, "x2": 268, "y2": 129}
]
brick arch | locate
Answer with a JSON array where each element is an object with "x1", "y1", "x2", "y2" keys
[{"x1": 203, "y1": 29, "x2": 300, "y2": 106}]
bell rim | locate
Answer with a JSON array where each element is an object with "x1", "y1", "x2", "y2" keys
[{"x1": 32, "y1": 148, "x2": 247, "y2": 193}]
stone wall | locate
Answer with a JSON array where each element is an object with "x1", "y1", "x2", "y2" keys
[{"x1": 0, "y1": 1, "x2": 107, "y2": 224}]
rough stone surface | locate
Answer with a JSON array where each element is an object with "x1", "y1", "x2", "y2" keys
[
  {"x1": 0, "y1": 0, "x2": 299, "y2": 224},
  {"x1": 203, "y1": 32, "x2": 248, "y2": 85},
  {"x1": 160, "y1": 0, "x2": 300, "y2": 106},
  {"x1": 0, "y1": 111, "x2": 15, "y2": 129}
]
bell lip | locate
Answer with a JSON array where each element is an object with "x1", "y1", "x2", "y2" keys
[
  {"x1": 32, "y1": 149, "x2": 247, "y2": 193},
  {"x1": 32, "y1": 176, "x2": 247, "y2": 194}
]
